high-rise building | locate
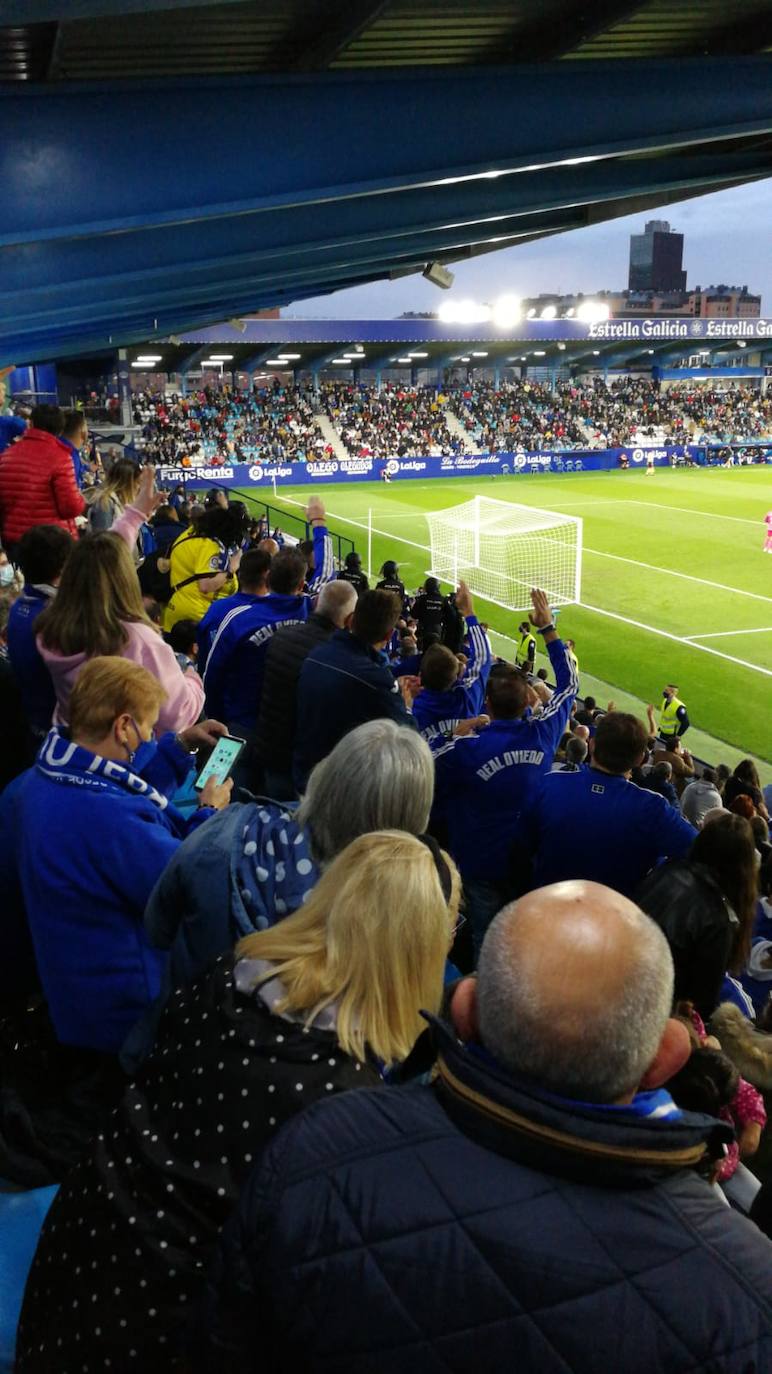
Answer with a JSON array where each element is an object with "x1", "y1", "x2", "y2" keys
[{"x1": 628, "y1": 220, "x2": 687, "y2": 292}]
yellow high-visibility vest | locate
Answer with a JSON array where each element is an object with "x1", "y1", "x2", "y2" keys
[
  {"x1": 568, "y1": 649, "x2": 579, "y2": 676},
  {"x1": 515, "y1": 631, "x2": 534, "y2": 668},
  {"x1": 660, "y1": 695, "x2": 685, "y2": 737}
]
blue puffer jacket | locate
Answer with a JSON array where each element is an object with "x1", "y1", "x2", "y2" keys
[
  {"x1": 6, "y1": 728, "x2": 211, "y2": 1053},
  {"x1": 200, "y1": 1019, "x2": 772, "y2": 1373}
]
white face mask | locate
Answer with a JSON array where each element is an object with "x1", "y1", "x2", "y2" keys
[{"x1": 0, "y1": 564, "x2": 15, "y2": 587}]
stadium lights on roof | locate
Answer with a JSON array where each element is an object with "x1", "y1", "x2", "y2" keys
[
  {"x1": 396, "y1": 356, "x2": 413, "y2": 363},
  {"x1": 265, "y1": 358, "x2": 290, "y2": 365},
  {"x1": 135, "y1": 355, "x2": 162, "y2": 363},
  {"x1": 591, "y1": 350, "x2": 600, "y2": 356},
  {"x1": 209, "y1": 354, "x2": 234, "y2": 361},
  {"x1": 459, "y1": 356, "x2": 471, "y2": 362},
  {"x1": 408, "y1": 351, "x2": 428, "y2": 358},
  {"x1": 576, "y1": 300, "x2": 611, "y2": 323},
  {"x1": 540, "y1": 305, "x2": 558, "y2": 320},
  {"x1": 557, "y1": 342, "x2": 566, "y2": 351},
  {"x1": 278, "y1": 353, "x2": 302, "y2": 360},
  {"x1": 492, "y1": 295, "x2": 521, "y2": 328},
  {"x1": 737, "y1": 340, "x2": 747, "y2": 348},
  {"x1": 438, "y1": 299, "x2": 491, "y2": 325},
  {"x1": 526, "y1": 308, "x2": 536, "y2": 319},
  {"x1": 472, "y1": 351, "x2": 488, "y2": 357},
  {"x1": 564, "y1": 308, "x2": 575, "y2": 318},
  {"x1": 533, "y1": 350, "x2": 546, "y2": 356},
  {"x1": 646, "y1": 349, "x2": 655, "y2": 355},
  {"x1": 332, "y1": 358, "x2": 352, "y2": 364}
]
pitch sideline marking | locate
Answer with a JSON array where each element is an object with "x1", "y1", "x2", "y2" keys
[
  {"x1": 278, "y1": 494, "x2": 772, "y2": 678},
  {"x1": 685, "y1": 627, "x2": 772, "y2": 640}
]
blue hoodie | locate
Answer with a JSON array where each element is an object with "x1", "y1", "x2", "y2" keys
[
  {"x1": 412, "y1": 616, "x2": 492, "y2": 743},
  {"x1": 7, "y1": 728, "x2": 211, "y2": 1053},
  {"x1": 199, "y1": 524, "x2": 333, "y2": 730}
]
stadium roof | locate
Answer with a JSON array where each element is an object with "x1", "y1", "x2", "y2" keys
[{"x1": 1, "y1": 0, "x2": 771, "y2": 367}]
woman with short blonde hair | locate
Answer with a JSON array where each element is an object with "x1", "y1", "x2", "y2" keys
[
  {"x1": 18, "y1": 831, "x2": 460, "y2": 1371},
  {"x1": 86, "y1": 456, "x2": 141, "y2": 534}
]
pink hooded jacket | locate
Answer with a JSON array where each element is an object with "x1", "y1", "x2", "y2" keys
[{"x1": 36, "y1": 503, "x2": 204, "y2": 732}]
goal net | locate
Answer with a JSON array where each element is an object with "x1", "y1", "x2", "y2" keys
[{"x1": 426, "y1": 495, "x2": 582, "y2": 612}]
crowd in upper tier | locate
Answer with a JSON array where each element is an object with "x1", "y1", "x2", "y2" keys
[
  {"x1": 128, "y1": 376, "x2": 772, "y2": 466},
  {"x1": 0, "y1": 405, "x2": 772, "y2": 1372}
]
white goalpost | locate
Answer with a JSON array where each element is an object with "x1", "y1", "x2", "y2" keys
[{"x1": 426, "y1": 495, "x2": 582, "y2": 612}]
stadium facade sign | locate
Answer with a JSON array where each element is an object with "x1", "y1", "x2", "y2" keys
[{"x1": 156, "y1": 443, "x2": 771, "y2": 491}]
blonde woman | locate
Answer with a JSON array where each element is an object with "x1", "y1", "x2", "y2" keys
[
  {"x1": 86, "y1": 456, "x2": 144, "y2": 559},
  {"x1": 36, "y1": 469, "x2": 204, "y2": 730},
  {"x1": 18, "y1": 831, "x2": 460, "y2": 1372}
]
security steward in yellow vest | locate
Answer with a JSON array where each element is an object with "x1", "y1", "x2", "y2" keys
[
  {"x1": 658, "y1": 684, "x2": 690, "y2": 743},
  {"x1": 515, "y1": 621, "x2": 536, "y2": 671}
]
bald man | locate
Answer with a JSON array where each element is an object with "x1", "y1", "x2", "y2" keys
[{"x1": 203, "y1": 882, "x2": 772, "y2": 1372}]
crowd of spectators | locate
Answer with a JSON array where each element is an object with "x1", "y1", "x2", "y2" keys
[
  {"x1": 450, "y1": 376, "x2": 772, "y2": 450},
  {"x1": 1, "y1": 405, "x2": 772, "y2": 1369},
  {"x1": 320, "y1": 381, "x2": 462, "y2": 457},
  {"x1": 135, "y1": 384, "x2": 328, "y2": 466}
]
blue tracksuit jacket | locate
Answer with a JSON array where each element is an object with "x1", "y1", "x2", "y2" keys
[
  {"x1": 521, "y1": 766, "x2": 696, "y2": 899},
  {"x1": 412, "y1": 615, "x2": 491, "y2": 743},
  {"x1": 432, "y1": 637, "x2": 578, "y2": 881},
  {"x1": 199, "y1": 525, "x2": 333, "y2": 730}
]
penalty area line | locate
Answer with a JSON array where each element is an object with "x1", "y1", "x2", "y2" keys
[{"x1": 582, "y1": 603, "x2": 772, "y2": 678}]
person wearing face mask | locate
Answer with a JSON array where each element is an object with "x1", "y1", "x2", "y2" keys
[{"x1": 5, "y1": 655, "x2": 232, "y2": 1056}]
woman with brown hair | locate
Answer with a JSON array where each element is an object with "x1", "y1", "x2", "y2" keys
[{"x1": 36, "y1": 468, "x2": 204, "y2": 731}]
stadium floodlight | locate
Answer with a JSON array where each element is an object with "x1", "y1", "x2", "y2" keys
[
  {"x1": 135, "y1": 355, "x2": 162, "y2": 363},
  {"x1": 492, "y1": 295, "x2": 521, "y2": 329},
  {"x1": 472, "y1": 351, "x2": 488, "y2": 357},
  {"x1": 408, "y1": 352, "x2": 428, "y2": 358},
  {"x1": 426, "y1": 495, "x2": 582, "y2": 613},
  {"x1": 265, "y1": 358, "x2": 290, "y2": 365},
  {"x1": 396, "y1": 356, "x2": 413, "y2": 363},
  {"x1": 332, "y1": 358, "x2": 352, "y2": 364},
  {"x1": 540, "y1": 305, "x2": 558, "y2": 320},
  {"x1": 576, "y1": 300, "x2": 610, "y2": 323},
  {"x1": 438, "y1": 299, "x2": 491, "y2": 325},
  {"x1": 533, "y1": 350, "x2": 546, "y2": 356},
  {"x1": 278, "y1": 353, "x2": 302, "y2": 360},
  {"x1": 737, "y1": 340, "x2": 747, "y2": 348},
  {"x1": 209, "y1": 354, "x2": 234, "y2": 361},
  {"x1": 591, "y1": 350, "x2": 600, "y2": 356},
  {"x1": 459, "y1": 356, "x2": 471, "y2": 362}
]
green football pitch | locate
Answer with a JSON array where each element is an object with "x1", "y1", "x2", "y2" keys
[{"x1": 231, "y1": 467, "x2": 772, "y2": 776}]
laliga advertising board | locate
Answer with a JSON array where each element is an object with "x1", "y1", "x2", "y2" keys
[{"x1": 154, "y1": 443, "x2": 771, "y2": 490}]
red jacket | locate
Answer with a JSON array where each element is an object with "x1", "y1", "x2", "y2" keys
[{"x1": 0, "y1": 427, "x2": 85, "y2": 545}]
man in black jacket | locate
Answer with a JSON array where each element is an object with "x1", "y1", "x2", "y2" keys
[
  {"x1": 201, "y1": 882, "x2": 772, "y2": 1372},
  {"x1": 254, "y1": 579, "x2": 357, "y2": 800},
  {"x1": 293, "y1": 588, "x2": 418, "y2": 791}
]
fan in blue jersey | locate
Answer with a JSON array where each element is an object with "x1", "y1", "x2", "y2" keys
[
  {"x1": 431, "y1": 587, "x2": 578, "y2": 956},
  {"x1": 412, "y1": 580, "x2": 492, "y2": 744}
]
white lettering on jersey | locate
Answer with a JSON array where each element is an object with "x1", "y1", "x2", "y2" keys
[{"x1": 476, "y1": 749, "x2": 545, "y2": 780}]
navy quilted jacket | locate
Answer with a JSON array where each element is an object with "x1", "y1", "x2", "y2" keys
[{"x1": 200, "y1": 1020, "x2": 772, "y2": 1373}]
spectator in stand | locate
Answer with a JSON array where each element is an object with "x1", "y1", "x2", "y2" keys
[
  {"x1": 199, "y1": 509, "x2": 333, "y2": 778},
  {"x1": 195, "y1": 547, "x2": 272, "y2": 668},
  {"x1": 574, "y1": 694, "x2": 598, "y2": 728},
  {"x1": 148, "y1": 500, "x2": 183, "y2": 554},
  {"x1": 550, "y1": 734, "x2": 588, "y2": 772},
  {"x1": 293, "y1": 589, "x2": 417, "y2": 792},
  {"x1": 59, "y1": 410, "x2": 89, "y2": 488},
  {"x1": 0, "y1": 407, "x2": 27, "y2": 453},
  {"x1": 680, "y1": 766, "x2": 723, "y2": 828},
  {"x1": 254, "y1": 579, "x2": 358, "y2": 799},
  {"x1": 715, "y1": 762, "x2": 732, "y2": 794},
  {"x1": 412, "y1": 581, "x2": 491, "y2": 744},
  {"x1": 336, "y1": 549, "x2": 369, "y2": 596},
  {"x1": 521, "y1": 712, "x2": 696, "y2": 900},
  {"x1": 163, "y1": 500, "x2": 249, "y2": 631},
  {"x1": 724, "y1": 760, "x2": 770, "y2": 822},
  {"x1": 6, "y1": 524, "x2": 73, "y2": 741},
  {"x1": 637, "y1": 813, "x2": 758, "y2": 1021},
  {"x1": 86, "y1": 456, "x2": 143, "y2": 557},
  {"x1": 2, "y1": 657, "x2": 231, "y2": 1056},
  {"x1": 0, "y1": 404, "x2": 85, "y2": 553},
  {"x1": 412, "y1": 576, "x2": 446, "y2": 649},
  {"x1": 642, "y1": 759, "x2": 681, "y2": 808},
  {"x1": 201, "y1": 880, "x2": 772, "y2": 1373},
  {"x1": 143, "y1": 719, "x2": 435, "y2": 997},
  {"x1": 432, "y1": 590, "x2": 577, "y2": 955},
  {"x1": 18, "y1": 833, "x2": 461, "y2": 1373},
  {"x1": 36, "y1": 468, "x2": 205, "y2": 731},
  {"x1": 654, "y1": 735, "x2": 695, "y2": 794}
]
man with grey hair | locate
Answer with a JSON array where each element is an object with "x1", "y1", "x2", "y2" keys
[
  {"x1": 202, "y1": 881, "x2": 772, "y2": 1371},
  {"x1": 255, "y1": 578, "x2": 358, "y2": 799},
  {"x1": 550, "y1": 733, "x2": 588, "y2": 772}
]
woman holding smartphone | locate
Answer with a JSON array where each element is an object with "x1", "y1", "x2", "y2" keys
[{"x1": 18, "y1": 832, "x2": 461, "y2": 1372}]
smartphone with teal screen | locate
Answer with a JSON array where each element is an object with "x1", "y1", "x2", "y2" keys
[{"x1": 194, "y1": 734, "x2": 245, "y2": 790}]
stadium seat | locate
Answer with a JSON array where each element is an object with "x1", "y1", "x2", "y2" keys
[{"x1": 0, "y1": 1184, "x2": 58, "y2": 1372}]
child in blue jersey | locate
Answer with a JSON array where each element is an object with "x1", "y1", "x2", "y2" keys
[{"x1": 412, "y1": 580, "x2": 492, "y2": 744}]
